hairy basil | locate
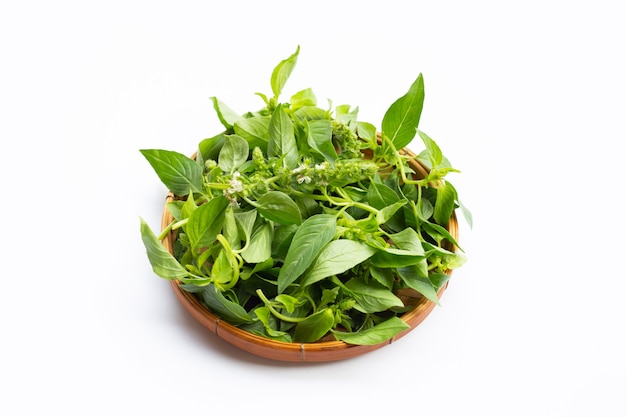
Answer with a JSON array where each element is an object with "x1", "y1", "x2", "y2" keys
[{"x1": 139, "y1": 47, "x2": 469, "y2": 346}]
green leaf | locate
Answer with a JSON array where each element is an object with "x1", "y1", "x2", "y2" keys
[
  {"x1": 388, "y1": 227, "x2": 425, "y2": 256},
  {"x1": 418, "y1": 198, "x2": 434, "y2": 221},
  {"x1": 344, "y1": 277, "x2": 404, "y2": 313},
  {"x1": 301, "y1": 240, "x2": 376, "y2": 287},
  {"x1": 271, "y1": 224, "x2": 298, "y2": 262},
  {"x1": 332, "y1": 317, "x2": 410, "y2": 345},
  {"x1": 180, "y1": 194, "x2": 197, "y2": 220},
  {"x1": 254, "y1": 191, "x2": 302, "y2": 225},
  {"x1": 305, "y1": 119, "x2": 337, "y2": 164},
  {"x1": 234, "y1": 209, "x2": 257, "y2": 243},
  {"x1": 356, "y1": 121, "x2": 377, "y2": 147},
  {"x1": 218, "y1": 134, "x2": 249, "y2": 173},
  {"x1": 268, "y1": 105, "x2": 298, "y2": 168},
  {"x1": 210, "y1": 97, "x2": 241, "y2": 130},
  {"x1": 233, "y1": 116, "x2": 270, "y2": 152},
  {"x1": 417, "y1": 129, "x2": 443, "y2": 168},
  {"x1": 139, "y1": 217, "x2": 189, "y2": 280},
  {"x1": 198, "y1": 133, "x2": 226, "y2": 162},
  {"x1": 290, "y1": 88, "x2": 317, "y2": 109},
  {"x1": 429, "y1": 272, "x2": 451, "y2": 291},
  {"x1": 396, "y1": 264, "x2": 440, "y2": 304},
  {"x1": 381, "y1": 73, "x2": 425, "y2": 149},
  {"x1": 201, "y1": 284, "x2": 253, "y2": 325},
  {"x1": 186, "y1": 196, "x2": 230, "y2": 251},
  {"x1": 459, "y1": 198, "x2": 473, "y2": 229},
  {"x1": 254, "y1": 306, "x2": 292, "y2": 340},
  {"x1": 369, "y1": 228, "x2": 426, "y2": 267},
  {"x1": 277, "y1": 214, "x2": 337, "y2": 293},
  {"x1": 275, "y1": 294, "x2": 303, "y2": 313},
  {"x1": 367, "y1": 182, "x2": 404, "y2": 231},
  {"x1": 211, "y1": 249, "x2": 234, "y2": 285},
  {"x1": 166, "y1": 200, "x2": 184, "y2": 221},
  {"x1": 335, "y1": 104, "x2": 358, "y2": 125},
  {"x1": 367, "y1": 182, "x2": 400, "y2": 209},
  {"x1": 293, "y1": 308, "x2": 334, "y2": 343},
  {"x1": 140, "y1": 149, "x2": 203, "y2": 196},
  {"x1": 293, "y1": 106, "x2": 330, "y2": 121},
  {"x1": 223, "y1": 206, "x2": 240, "y2": 250},
  {"x1": 271, "y1": 45, "x2": 300, "y2": 99},
  {"x1": 422, "y1": 221, "x2": 462, "y2": 250},
  {"x1": 240, "y1": 257, "x2": 274, "y2": 280},
  {"x1": 241, "y1": 223, "x2": 272, "y2": 263},
  {"x1": 377, "y1": 200, "x2": 407, "y2": 225},
  {"x1": 434, "y1": 181, "x2": 456, "y2": 227},
  {"x1": 370, "y1": 250, "x2": 424, "y2": 268},
  {"x1": 369, "y1": 266, "x2": 395, "y2": 289}
]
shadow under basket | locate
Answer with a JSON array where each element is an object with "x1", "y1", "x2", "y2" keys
[{"x1": 160, "y1": 149, "x2": 459, "y2": 362}]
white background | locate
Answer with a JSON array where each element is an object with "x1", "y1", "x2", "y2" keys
[{"x1": 1, "y1": 1, "x2": 624, "y2": 415}]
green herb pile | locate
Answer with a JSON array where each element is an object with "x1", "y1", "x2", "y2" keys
[{"x1": 139, "y1": 47, "x2": 471, "y2": 345}]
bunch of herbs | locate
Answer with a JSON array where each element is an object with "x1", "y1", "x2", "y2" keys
[{"x1": 139, "y1": 47, "x2": 470, "y2": 345}]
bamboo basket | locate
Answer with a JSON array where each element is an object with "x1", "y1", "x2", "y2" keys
[{"x1": 160, "y1": 147, "x2": 458, "y2": 362}]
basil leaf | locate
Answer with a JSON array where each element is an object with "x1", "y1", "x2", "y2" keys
[
  {"x1": 370, "y1": 250, "x2": 424, "y2": 268},
  {"x1": 396, "y1": 264, "x2": 440, "y2": 304},
  {"x1": 433, "y1": 181, "x2": 456, "y2": 227},
  {"x1": 429, "y1": 272, "x2": 451, "y2": 291},
  {"x1": 241, "y1": 223, "x2": 272, "y2": 263},
  {"x1": 274, "y1": 294, "x2": 303, "y2": 313},
  {"x1": 140, "y1": 149, "x2": 202, "y2": 196},
  {"x1": 458, "y1": 197, "x2": 473, "y2": 229},
  {"x1": 211, "y1": 249, "x2": 234, "y2": 285},
  {"x1": 356, "y1": 121, "x2": 376, "y2": 139},
  {"x1": 166, "y1": 201, "x2": 184, "y2": 221},
  {"x1": 367, "y1": 182, "x2": 404, "y2": 231},
  {"x1": 254, "y1": 306, "x2": 292, "y2": 340},
  {"x1": 233, "y1": 116, "x2": 270, "y2": 152},
  {"x1": 419, "y1": 198, "x2": 434, "y2": 221},
  {"x1": 293, "y1": 308, "x2": 334, "y2": 343},
  {"x1": 305, "y1": 119, "x2": 337, "y2": 164},
  {"x1": 201, "y1": 284, "x2": 253, "y2": 325},
  {"x1": 268, "y1": 105, "x2": 298, "y2": 168},
  {"x1": 186, "y1": 196, "x2": 229, "y2": 251},
  {"x1": 332, "y1": 317, "x2": 410, "y2": 345},
  {"x1": 223, "y1": 206, "x2": 240, "y2": 250},
  {"x1": 218, "y1": 134, "x2": 249, "y2": 173},
  {"x1": 271, "y1": 45, "x2": 300, "y2": 99},
  {"x1": 417, "y1": 129, "x2": 443, "y2": 168},
  {"x1": 139, "y1": 217, "x2": 189, "y2": 280},
  {"x1": 367, "y1": 182, "x2": 400, "y2": 209},
  {"x1": 293, "y1": 106, "x2": 330, "y2": 121},
  {"x1": 198, "y1": 133, "x2": 226, "y2": 163},
  {"x1": 376, "y1": 200, "x2": 407, "y2": 225},
  {"x1": 388, "y1": 227, "x2": 425, "y2": 256},
  {"x1": 290, "y1": 88, "x2": 317, "y2": 109},
  {"x1": 301, "y1": 240, "x2": 376, "y2": 287},
  {"x1": 356, "y1": 121, "x2": 377, "y2": 148},
  {"x1": 234, "y1": 209, "x2": 257, "y2": 243},
  {"x1": 210, "y1": 97, "x2": 241, "y2": 130},
  {"x1": 344, "y1": 277, "x2": 404, "y2": 313},
  {"x1": 335, "y1": 104, "x2": 357, "y2": 125},
  {"x1": 277, "y1": 214, "x2": 336, "y2": 293},
  {"x1": 271, "y1": 224, "x2": 298, "y2": 262},
  {"x1": 369, "y1": 266, "x2": 395, "y2": 289},
  {"x1": 381, "y1": 73, "x2": 424, "y2": 149},
  {"x1": 255, "y1": 191, "x2": 302, "y2": 225},
  {"x1": 422, "y1": 219, "x2": 462, "y2": 250}
]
